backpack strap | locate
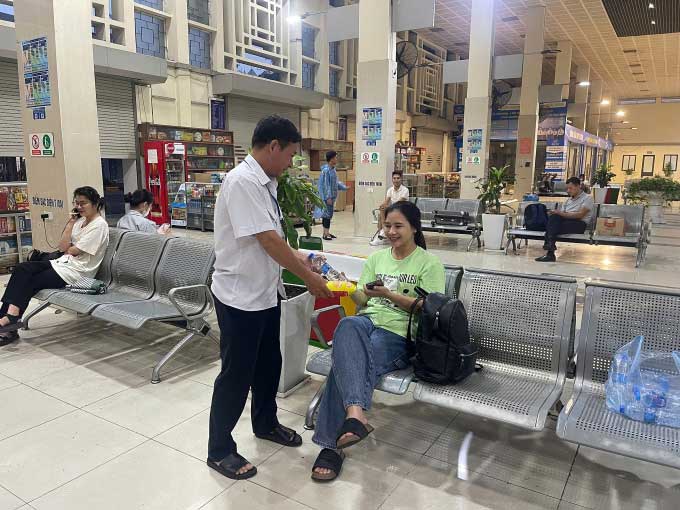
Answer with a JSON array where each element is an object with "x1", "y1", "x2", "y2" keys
[{"x1": 406, "y1": 296, "x2": 423, "y2": 343}]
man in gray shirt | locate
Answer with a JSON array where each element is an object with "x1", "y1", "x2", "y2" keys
[{"x1": 536, "y1": 176, "x2": 595, "y2": 262}]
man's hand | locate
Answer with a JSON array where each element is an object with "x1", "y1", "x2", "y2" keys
[
  {"x1": 326, "y1": 198, "x2": 333, "y2": 206},
  {"x1": 295, "y1": 250, "x2": 313, "y2": 270},
  {"x1": 304, "y1": 272, "x2": 333, "y2": 299},
  {"x1": 548, "y1": 209, "x2": 562, "y2": 217}
]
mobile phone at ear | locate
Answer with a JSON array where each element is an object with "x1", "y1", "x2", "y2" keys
[
  {"x1": 365, "y1": 280, "x2": 384, "y2": 290},
  {"x1": 71, "y1": 208, "x2": 80, "y2": 217}
]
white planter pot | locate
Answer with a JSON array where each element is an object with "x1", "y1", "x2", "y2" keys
[
  {"x1": 593, "y1": 187, "x2": 608, "y2": 204},
  {"x1": 644, "y1": 192, "x2": 666, "y2": 224},
  {"x1": 278, "y1": 285, "x2": 315, "y2": 397},
  {"x1": 482, "y1": 213, "x2": 507, "y2": 251}
]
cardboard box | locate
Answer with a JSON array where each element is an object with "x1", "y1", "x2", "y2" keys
[{"x1": 596, "y1": 217, "x2": 625, "y2": 237}]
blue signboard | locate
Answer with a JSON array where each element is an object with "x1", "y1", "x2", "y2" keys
[{"x1": 210, "y1": 99, "x2": 225, "y2": 130}]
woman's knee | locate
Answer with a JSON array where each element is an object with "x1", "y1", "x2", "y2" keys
[{"x1": 334, "y1": 316, "x2": 367, "y2": 339}]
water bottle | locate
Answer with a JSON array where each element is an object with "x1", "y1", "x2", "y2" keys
[
  {"x1": 612, "y1": 353, "x2": 630, "y2": 383},
  {"x1": 307, "y1": 253, "x2": 348, "y2": 281},
  {"x1": 656, "y1": 408, "x2": 680, "y2": 428}
]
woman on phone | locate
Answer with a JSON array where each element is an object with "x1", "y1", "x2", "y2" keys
[
  {"x1": 117, "y1": 189, "x2": 170, "y2": 235},
  {"x1": 0, "y1": 186, "x2": 109, "y2": 346},
  {"x1": 310, "y1": 201, "x2": 445, "y2": 482}
]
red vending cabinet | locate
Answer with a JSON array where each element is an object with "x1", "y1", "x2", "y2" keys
[{"x1": 143, "y1": 141, "x2": 187, "y2": 226}]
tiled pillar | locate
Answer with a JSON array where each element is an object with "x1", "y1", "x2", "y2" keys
[
  {"x1": 14, "y1": 0, "x2": 104, "y2": 250},
  {"x1": 459, "y1": 0, "x2": 495, "y2": 199}
]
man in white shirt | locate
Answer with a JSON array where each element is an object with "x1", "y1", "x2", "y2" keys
[
  {"x1": 207, "y1": 116, "x2": 332, "y2": 481},
  {"x1": 370, "y1": 171, "x2": 410, "y2": 246}
]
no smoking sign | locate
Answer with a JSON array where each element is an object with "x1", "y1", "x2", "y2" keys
[{"x1": 29, "y1": 132, "x2": 54, "y2": 157}]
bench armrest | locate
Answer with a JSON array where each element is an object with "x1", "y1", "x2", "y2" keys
[
  {"x1": 310, "y1": 304, "x2": 347, "y2": 348},
  {"x1": 168, "y1": 284, "x2": 214, "y2": 322}
]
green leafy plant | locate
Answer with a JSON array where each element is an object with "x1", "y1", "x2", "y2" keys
[
  {"x1": 623, "y1": 166, "x2": 635, "y2": 177},
  {"x1": 627, "y1": 176, "x2": 680, "y2": 203},
  {"x1": 477, "y1": 165, "x2": 508, "y2": 214},
  {"x1": 663, "y1": 161, "x2": 676, "y2": 178},
  {"x1": 278, "y1": 154, "x2": 324, "y2": 249},
  {"x1": 592, "y1": 162, "x2": 616, "y2": 188}
]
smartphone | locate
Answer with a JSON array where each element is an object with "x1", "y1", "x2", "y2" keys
[
  {"x1": 365, "y1": 280, "x2": 384, "y2": 290},
  {"x1": 70, "y1": 207, "x2": 80, "y2": 217}
]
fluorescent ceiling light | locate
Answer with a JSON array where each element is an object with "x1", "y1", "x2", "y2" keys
[
  {"x1": 601, "y1": 99, "x2": 610, "y2": 105},
  {"x1": 578, "y1": 81, "x2": 590, "y2": 87},
  {"x1": 287, "y1": 14, "x2": 302, "y2": 23},
  {"x1": 649, "y1": 3, "x2": 655, "y2": 8},
  {"x1": 616, "y1": 111, "x2": 625, "y2": 117},
  {"x1": 651, "y1": 20, "x2": 656, "y2": 25},
  {"x1": 632, "y1": 127, "x2": 639, "y2": 130}
]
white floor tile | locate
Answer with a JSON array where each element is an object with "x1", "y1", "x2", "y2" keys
[
  {"x1": 0, "y1": 374, "x2": 19, "y2": 392},
  {"x1": 155, "y1": 407, "x2": 305, "y2": 465},
  {"x1": 83, "y1": 378, "x2": 212, "y2": 437},
  {"x1": 0, "y1": 410, "x2": 145, "y2": 501},
  {"x1": 0, "y1": 485, "x2": 24, "y2": 510},
  {"x1": 30, "y1": 441, "x2": 232, "y2": 510},
  {"x1": 200, "y1": 481, "x2": 310, "y2": 510},
  {"x1": 0, "y1": 385, "x2": 74, "y2": 442},
  {"x1": 254, "y1": 435, "x2": 422, "y2": 510},
  {"x1": 0, "y1": 349, "x2": 80, "y2": 383},
  {"x1": 380, "y1": 455, "x2": 560, "y2": 510}
]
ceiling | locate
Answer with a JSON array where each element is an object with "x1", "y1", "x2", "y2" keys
[{"x1": 421, "y1": 0, "x2": 680, "y2": 100}]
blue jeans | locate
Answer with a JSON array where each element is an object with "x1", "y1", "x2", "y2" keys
[{"x1": 312, "y1": 315, "x2": 412, "y2": 449}]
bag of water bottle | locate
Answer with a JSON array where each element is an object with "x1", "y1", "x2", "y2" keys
[{"x1": 605, "y1": 336, "x2": 680, "y2": 428}]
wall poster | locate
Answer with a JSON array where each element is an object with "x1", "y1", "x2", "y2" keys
[
  {"x1": 361, "y1": 107, "x2": 383, "y2": 142},
  {"x1": 21, "y1": 37, "x2": 51, "y2": 108}
]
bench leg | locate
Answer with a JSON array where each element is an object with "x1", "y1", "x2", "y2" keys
[
  {"x1": 151, "y1": 330, "x2": 197, "y2": 384},
  {"x1": 22, "y1": 301, "x2": 50, "y2": 331},
  {"x1": 304, "y1": 380, "x2": 326, "y2": 430}
]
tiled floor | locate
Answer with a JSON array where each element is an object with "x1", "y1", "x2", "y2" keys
[{"x1": 0, "y1": 210, "x2": 679, "y2": 509}]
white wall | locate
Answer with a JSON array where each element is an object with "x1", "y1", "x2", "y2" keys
[{"x1": 611, "y1": 145, "x2": 680, "y2": 184}]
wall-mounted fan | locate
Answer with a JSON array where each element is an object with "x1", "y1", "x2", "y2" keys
[
  {"x1": 492, "y1": 80, "x2": 514, "y2": 110},
  {"x1": 396, "y1": 40, "x2": 420, "y2": 79}
]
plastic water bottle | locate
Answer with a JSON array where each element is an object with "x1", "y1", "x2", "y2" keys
[
  {"x1": 307, "y1": 253, "x2": 348, "y2": 281},
  {"x1": 657, "y1": 407, "x2": 680, "y2": 428},
  {"x1": 612, "y1": 353, "x2": 631, "y2": 383}
]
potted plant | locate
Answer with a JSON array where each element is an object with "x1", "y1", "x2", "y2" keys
[
  {"x1": 592, "y1": 163, "x2": 618, "y2": 204},
  {"x1": 477, "y1": 165, "x2": 508, "y2": 251},
  {"x1": 627, "y1": 176, "x2": 680, "y2": 224},
  {"x1": 276, "y1": 155, "x2": 325, "y2": 396},
  {"x1": 663, "y1": 161, "x2": 676, "y2": 178}
]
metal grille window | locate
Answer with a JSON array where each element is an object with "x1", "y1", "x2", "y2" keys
[
  {"x1": 189, "y1": 27, "x2": 211, "y2": 69},
  {"x1": 302, "y1": 62, "x2": 316, "y2": 90},
  {"x1": 135, "y1": 0, "x2": 163, "y2": 10},
  {"x1": 301, "y1": 24, "x2": 316, "y2": 59},
  {"x1": 329, "y1": 41, "x2": 340, "y2": 66},
  {"x1": 329, "y1": 69, "x2": 339, "y2": 97},
  {"x1": 187, "y1": 0, "x2": 209, "y2": 25},
  {"x1": 135, "y1": 11, "x2": 166, "y2": 58}
]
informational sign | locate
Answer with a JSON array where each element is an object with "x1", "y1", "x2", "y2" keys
[
  {"x1": 32, "y1": 107, "x2": 46, "y2": 120},
  {"x1": 29, "y1": 132, "x2": 54, "y2": 157},
  {"x1": 361, "y1": 152, "x2": 380, "y2": 164},
  {"x1": 519, "y1": 137, "x2": 533, "y2": 155},
  {"x1": 361, "y1": 107, "x2": 383, "y2": 142},
  {"x1": 466, "y1": 129, "x2": 483, "y2": 160},
  {"x1": 147, "y1": 149, "x2": 158, "y2": 164},
  {"x1": 210, "y1": 99, "x2": 225, "y2": 130},
  {"x1": 21, "y1": 37, "x2": 51, "y2": 108},
  {"x1": 166, "y1": 143, "x2": 185, "y2": 156}
]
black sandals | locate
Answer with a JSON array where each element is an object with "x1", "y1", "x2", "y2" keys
[
  {"x1": 335, "y1": 418, "x2": 374, "y2": 449},
  {"x1": 255, "y1": 423, "x2": 303, "y2": 447},
  {"x1": 311, "y1": 448, "x2": 345, "y2": 482},
  {"x1": 206, "y1": 453, "x2": 257, "y2": 480}
]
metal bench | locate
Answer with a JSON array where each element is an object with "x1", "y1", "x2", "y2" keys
[
  {"x1": 415, "y1": 197, "x2": 448, "y2": 223},
  {"x1": 303, "y1": 264, "x2": 463, "y2": 430},
  {"x1": 91, "y1": 237, "x2": 216, "y2": 383},
  {"x1": 592, "y1": 205, "x2": 649, "y2": 268},
  {"x1": 413, "y1": 269, "x2": 577, "y2": 431},
  {"x1": 556, "y1": 281, "x2": 680, "y2": 468},
  {"x1": 418, "y1": 198, "x2": 484, "y2": 252}
]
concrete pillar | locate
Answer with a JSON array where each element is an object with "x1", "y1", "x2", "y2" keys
[
  {"x1": 460, "y1": 0, "x2": 495, "y2": 199},
  {"x1": 572, "y1": 64, "x2": 590, "y2": 130},
  {"x1": 353, "y1": 0, "x2": 397, "y2": 237},
  {"x1": 554, "y1": 40, "x2": 572, "y2": 100},
  {"x1": 14, "y1": 0, "x2": 104, "y2": 251},
  {"x1": 167, "y1": 0, "x2": 190, "y2": 64},
  {"x1": 587, "y1": 80, "x2": 603, "y2": 135},
  {"x1": 513, "y1": 3, "x2": 545, "y2": 198}
]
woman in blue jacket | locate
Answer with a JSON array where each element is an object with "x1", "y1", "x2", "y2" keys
[{"x1": 315, "y1": 151, "x2": 347, "y2": 241}]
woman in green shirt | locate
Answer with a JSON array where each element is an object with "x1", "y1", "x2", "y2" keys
[{"x1": 311, "y1": 201, "x2": 445, "y2": 482}]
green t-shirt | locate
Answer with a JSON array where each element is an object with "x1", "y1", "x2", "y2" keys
[{"x1": 358, "y1": 246, "x2": 445, "y2": 338}]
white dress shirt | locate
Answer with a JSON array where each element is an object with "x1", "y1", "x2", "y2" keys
[
  {"x1": 211, "y1": 155, "x2": 286, "y2": 311},
  {"x1": 386, "y1": 185, "x2": 409, "y2": 204}
]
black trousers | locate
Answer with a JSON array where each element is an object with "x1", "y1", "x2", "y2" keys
[
  {"x1": 322, "y1": 217, "x2": 331, "y2": 229},
  {"x1": 0, "y1": 260, "x2": 66, "y2": 317},
  {"x1": 207, "y1": 297, "x2": 282, "y2": 461},
  {"x1": 544, "y1": 215, "x2": 586, "y2": 251}
]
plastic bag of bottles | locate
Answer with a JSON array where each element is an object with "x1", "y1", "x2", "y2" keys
[
  {"x1": 605, "y1": 336, "x2": 680, "y2": 428},
  {"x1": 307, "y1": 253, "x2": 348, "y2": 282}
]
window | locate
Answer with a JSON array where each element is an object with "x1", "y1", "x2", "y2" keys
[
  {"x1": 187, "y1": 0, "x2": 209, "y2": 25},
  {"x1": 663, "y1": 154, "x2": 678, "y2": 173},
  {"x1": 135, "y1": 11, "x2": 166, "y2": 58},
  {"x1": 0, "y1": 2, "x2": 14, "y2": 22},
  {"x1": 189, "y1": 27, "x2": 211, "y2": 69},
  {"x1": 302, "y1": 61, "x2": 316, "y2": 90},
  {"x1": 642, "y1": 154, "x2": 655, "y2": 177},
  {"x1": 329, "y1": 69, "x2": 340, "y2": 97},
  {"x1": 329, "y1": 41, "x2": 340, "y2": 66},
  {"x1": 236, "y1": 62, "x2": 281, "y2": 82},
  {"x1": 301, "y1": 24, "x2": 316, "y2": 59},
  {"x1": 622, "y1": 155, "x2": 636, "y2": 173},
  {"x1": 135, "y1": 0, "x2": 163, "y2": 10}
]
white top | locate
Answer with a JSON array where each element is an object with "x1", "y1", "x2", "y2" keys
[
  {"x1": 117, "y1": 210, "x2": 157, "y2": 234},
  {"x1": 386, "y1": 185, "x2": 409, "y2": 204},
  {"x1": 561, "y1": 191, "x2": 595, "y2": 226},
  {"x1": 211, "y1": 155, "x2": 286, "y2": 311},
  {"x1": 51, "y1": 215, "x2": 110, "y2": 285}
]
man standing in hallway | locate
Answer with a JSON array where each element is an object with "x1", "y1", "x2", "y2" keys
[
  {"x1": 207, "y1": 116, "x2": 333, "y2": 480},
  {"x1": 536, "y1": 176, "x2": 595, "y2": 262}
]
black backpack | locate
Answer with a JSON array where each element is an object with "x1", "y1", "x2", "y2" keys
[
  {"x1": 407, "y1": 287, "x2": 481, "y2": 385},
  {"x1": 524, "y1": 203, "x2": 549, "y2": 231}
]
